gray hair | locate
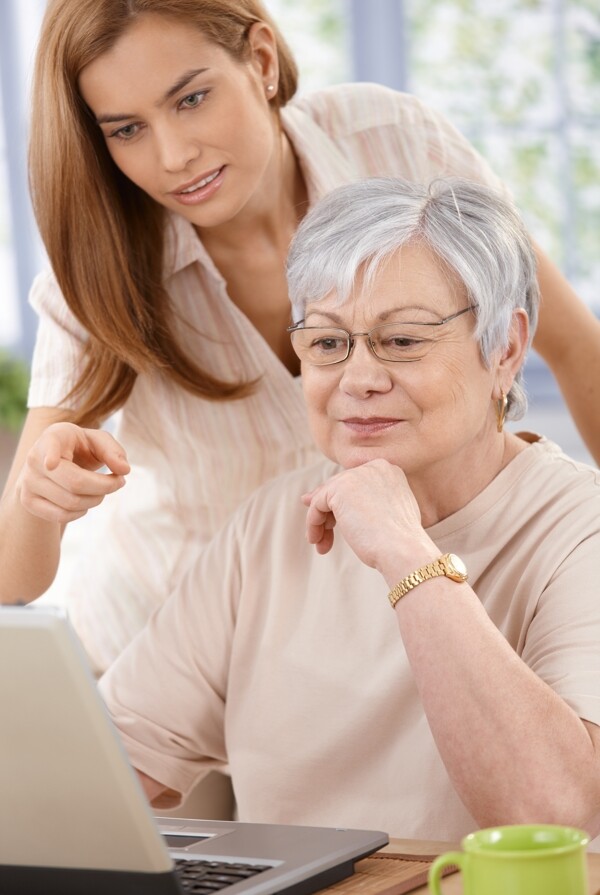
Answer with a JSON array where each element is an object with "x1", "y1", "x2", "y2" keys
[{"x1": 286, "y1": 177, "x2": 539, "y2": 420}]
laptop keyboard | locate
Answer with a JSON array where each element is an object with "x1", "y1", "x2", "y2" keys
[{"x1": 175, "y1": 859, "x2": 273, "y2": 894}]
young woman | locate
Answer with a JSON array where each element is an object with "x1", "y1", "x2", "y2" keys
[{"x1": 1, "y1": 0, "x2": 598, "y2": 674}]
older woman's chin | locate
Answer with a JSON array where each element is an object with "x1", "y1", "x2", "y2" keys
[{"x1": 324, "y1": 444, "x2": 406, "y2": 471}]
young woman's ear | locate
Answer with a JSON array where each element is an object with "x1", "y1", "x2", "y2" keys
[{"x1": 246, "y1": 22, "x2": 279, "y2": 95}]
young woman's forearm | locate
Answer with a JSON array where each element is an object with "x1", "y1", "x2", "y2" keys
[
  {"x1": 0, "y1": 408, "x2": 69, "y2": 603},
  {"x1": 0, "y1": 489, "x2": 62, "y2": 602},
  {"x1": 533, "y1": 243, "x2": 600, "y2": 465},
  {"x1": 0, "y1": 407, "x2": 128, "y2": 604}
]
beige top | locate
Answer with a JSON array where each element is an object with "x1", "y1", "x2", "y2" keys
[
  {"x1": 101, "y1": 438, "x2": 600, "y2": 845},
  {"x1": 27, "y1": 83, "x2": 503, "y2": 672}
]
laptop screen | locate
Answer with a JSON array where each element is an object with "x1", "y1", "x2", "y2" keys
[{"x1": 0, "y1": 606, "x2": 388, "y2": 895}]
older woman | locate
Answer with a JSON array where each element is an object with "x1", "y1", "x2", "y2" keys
[{"x1": 100, "y1": 177, "x2": 600, "y2": 845}]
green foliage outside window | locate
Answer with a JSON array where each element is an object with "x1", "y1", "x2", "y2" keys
[
  {"x1": 266, "y1": 0, "x2": 599, "y2": 312},
  {"x1": 405, "y1": 0, "x2": 600, "y2": 309},
  {"x1": 0, "y1": 350, "x2": 29, "y2": 432}
]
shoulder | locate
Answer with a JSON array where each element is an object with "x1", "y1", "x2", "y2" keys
[
  {"x1": 28, "y1": 268, "x2": 88, "y2": 340},
  {"x1": 431, "y1": 435, "x2": 600, "y2": 574},
  {"x1": 285, "y1": 83, "x2": 502, "y2": 187},
  {"x1": 486, "y1": 436, "x2": 600, "y2": 551},
  {"x1": 288, "y1": 82, "x2": 450, "y2": 140},
  {"x1": 516, "y1": 436, "x2": 600, "y2": 495},
  {"x1": 29, "y1": 268, "x2": 65, "y2": 313}
]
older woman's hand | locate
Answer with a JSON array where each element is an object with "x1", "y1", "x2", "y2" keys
[
  {"x1": 16, "y1": 422, "x2": 130, "y2": 524},
  {"x1": 301, "y1": 459, "x2": 434, "y2": 574}
]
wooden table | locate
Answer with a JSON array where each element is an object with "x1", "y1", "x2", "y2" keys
[{"x1": 320, "y1": 838, "x2": 600, "y2": 895}]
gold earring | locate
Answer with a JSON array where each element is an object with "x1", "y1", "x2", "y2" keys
[{"x1": 495, "y1": 390, "x2": 508, "y2": 433}]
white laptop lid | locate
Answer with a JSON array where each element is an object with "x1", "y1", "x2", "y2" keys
[
  {"x1": 0, "y1": 605, "x2": 170, "y2": 872},
  {"x1": 0, "y1": 606, "x2": 388, "y2": 895}
]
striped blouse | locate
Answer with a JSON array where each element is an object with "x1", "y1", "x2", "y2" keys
[{"x1": 28, "y1": 82, "x2": 502, "y2": 672}]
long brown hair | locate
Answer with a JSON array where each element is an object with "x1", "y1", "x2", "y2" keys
[{"x1": 29, "y1": 0, "x2": 299, "y2": 426}]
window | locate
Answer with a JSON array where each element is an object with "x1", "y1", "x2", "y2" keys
[
  {"x1": 271, "y1": 0, "x2": 600, "y2": 315},
  {"x1": 405, "y1": 0, "x2": 600, "y2": 313},
  {"x1": 0, "y1": 0, "x2": 46, "y2": 359},
  {"x1": 0, "y1": 91, "x2": 19, "y2": 349},
  {"x1": 265, "y1": 0, "x2": 350, "y2": 91}
]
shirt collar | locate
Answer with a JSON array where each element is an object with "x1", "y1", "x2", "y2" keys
[
  {"x1": 280, "y1": 97, "x2": 360, "y2": 204},
  {"x1": 163, "y1": 211, "x2": 222, "y2": 282}
]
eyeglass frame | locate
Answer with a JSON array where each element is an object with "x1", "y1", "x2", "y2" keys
[{"x1": 287, "y1": 305, "x2": 475, "y2": 366}]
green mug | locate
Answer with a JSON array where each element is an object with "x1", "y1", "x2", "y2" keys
[{"x1": 428, "y1": 824, "x2": 590, "y2": 895}]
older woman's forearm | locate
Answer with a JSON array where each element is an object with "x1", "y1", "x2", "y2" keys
[
  {"x1": 532, "y1": 243, "x2": 600, "y2": 466},
  {"x1": 136, "y1": 769, "x2": 170, "y2": 804},
  {"x1": 392, "y1": 575, "x2": 600, "y2": 832}
]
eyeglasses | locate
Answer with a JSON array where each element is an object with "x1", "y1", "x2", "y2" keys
[{"x1": 287, "y1": 306, "x2": 474, "y2": 366}]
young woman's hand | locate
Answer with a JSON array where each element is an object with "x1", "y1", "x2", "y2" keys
[{"x1": 16, "y1": 422, "x2": 130, "y2": 523}]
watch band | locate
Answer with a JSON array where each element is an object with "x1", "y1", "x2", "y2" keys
[{"x1": 388, "y1": 553, "x2": 467, "y2": 609}]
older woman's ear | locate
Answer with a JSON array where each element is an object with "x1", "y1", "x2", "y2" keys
[{"x1": 495, "y1": 308, "x2": 530, "y2": 396}]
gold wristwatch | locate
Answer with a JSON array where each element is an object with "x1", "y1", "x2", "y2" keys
[{"x1": 388, "y1": 553, "x2": 468, "y2": 609}]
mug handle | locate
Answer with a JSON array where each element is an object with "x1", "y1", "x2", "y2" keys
[{"x1": 428, "y1": 851, "x2": 465, "y2": 894}]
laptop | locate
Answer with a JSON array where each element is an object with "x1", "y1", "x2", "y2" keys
[{"x1": 0, "y1": 606, "x2": 387, "y2": 895}]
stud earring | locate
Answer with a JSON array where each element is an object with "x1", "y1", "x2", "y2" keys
[
  {"x1": 266, "y1": 84, "x2": 275, "y2": 94},
  {"x1": 495, "y1": 390, "x2": 508, "y2": 433}
]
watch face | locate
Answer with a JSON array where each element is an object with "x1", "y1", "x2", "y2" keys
[{"x1": 447, "y1": 553, "x2": 468, "y2": 580}]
